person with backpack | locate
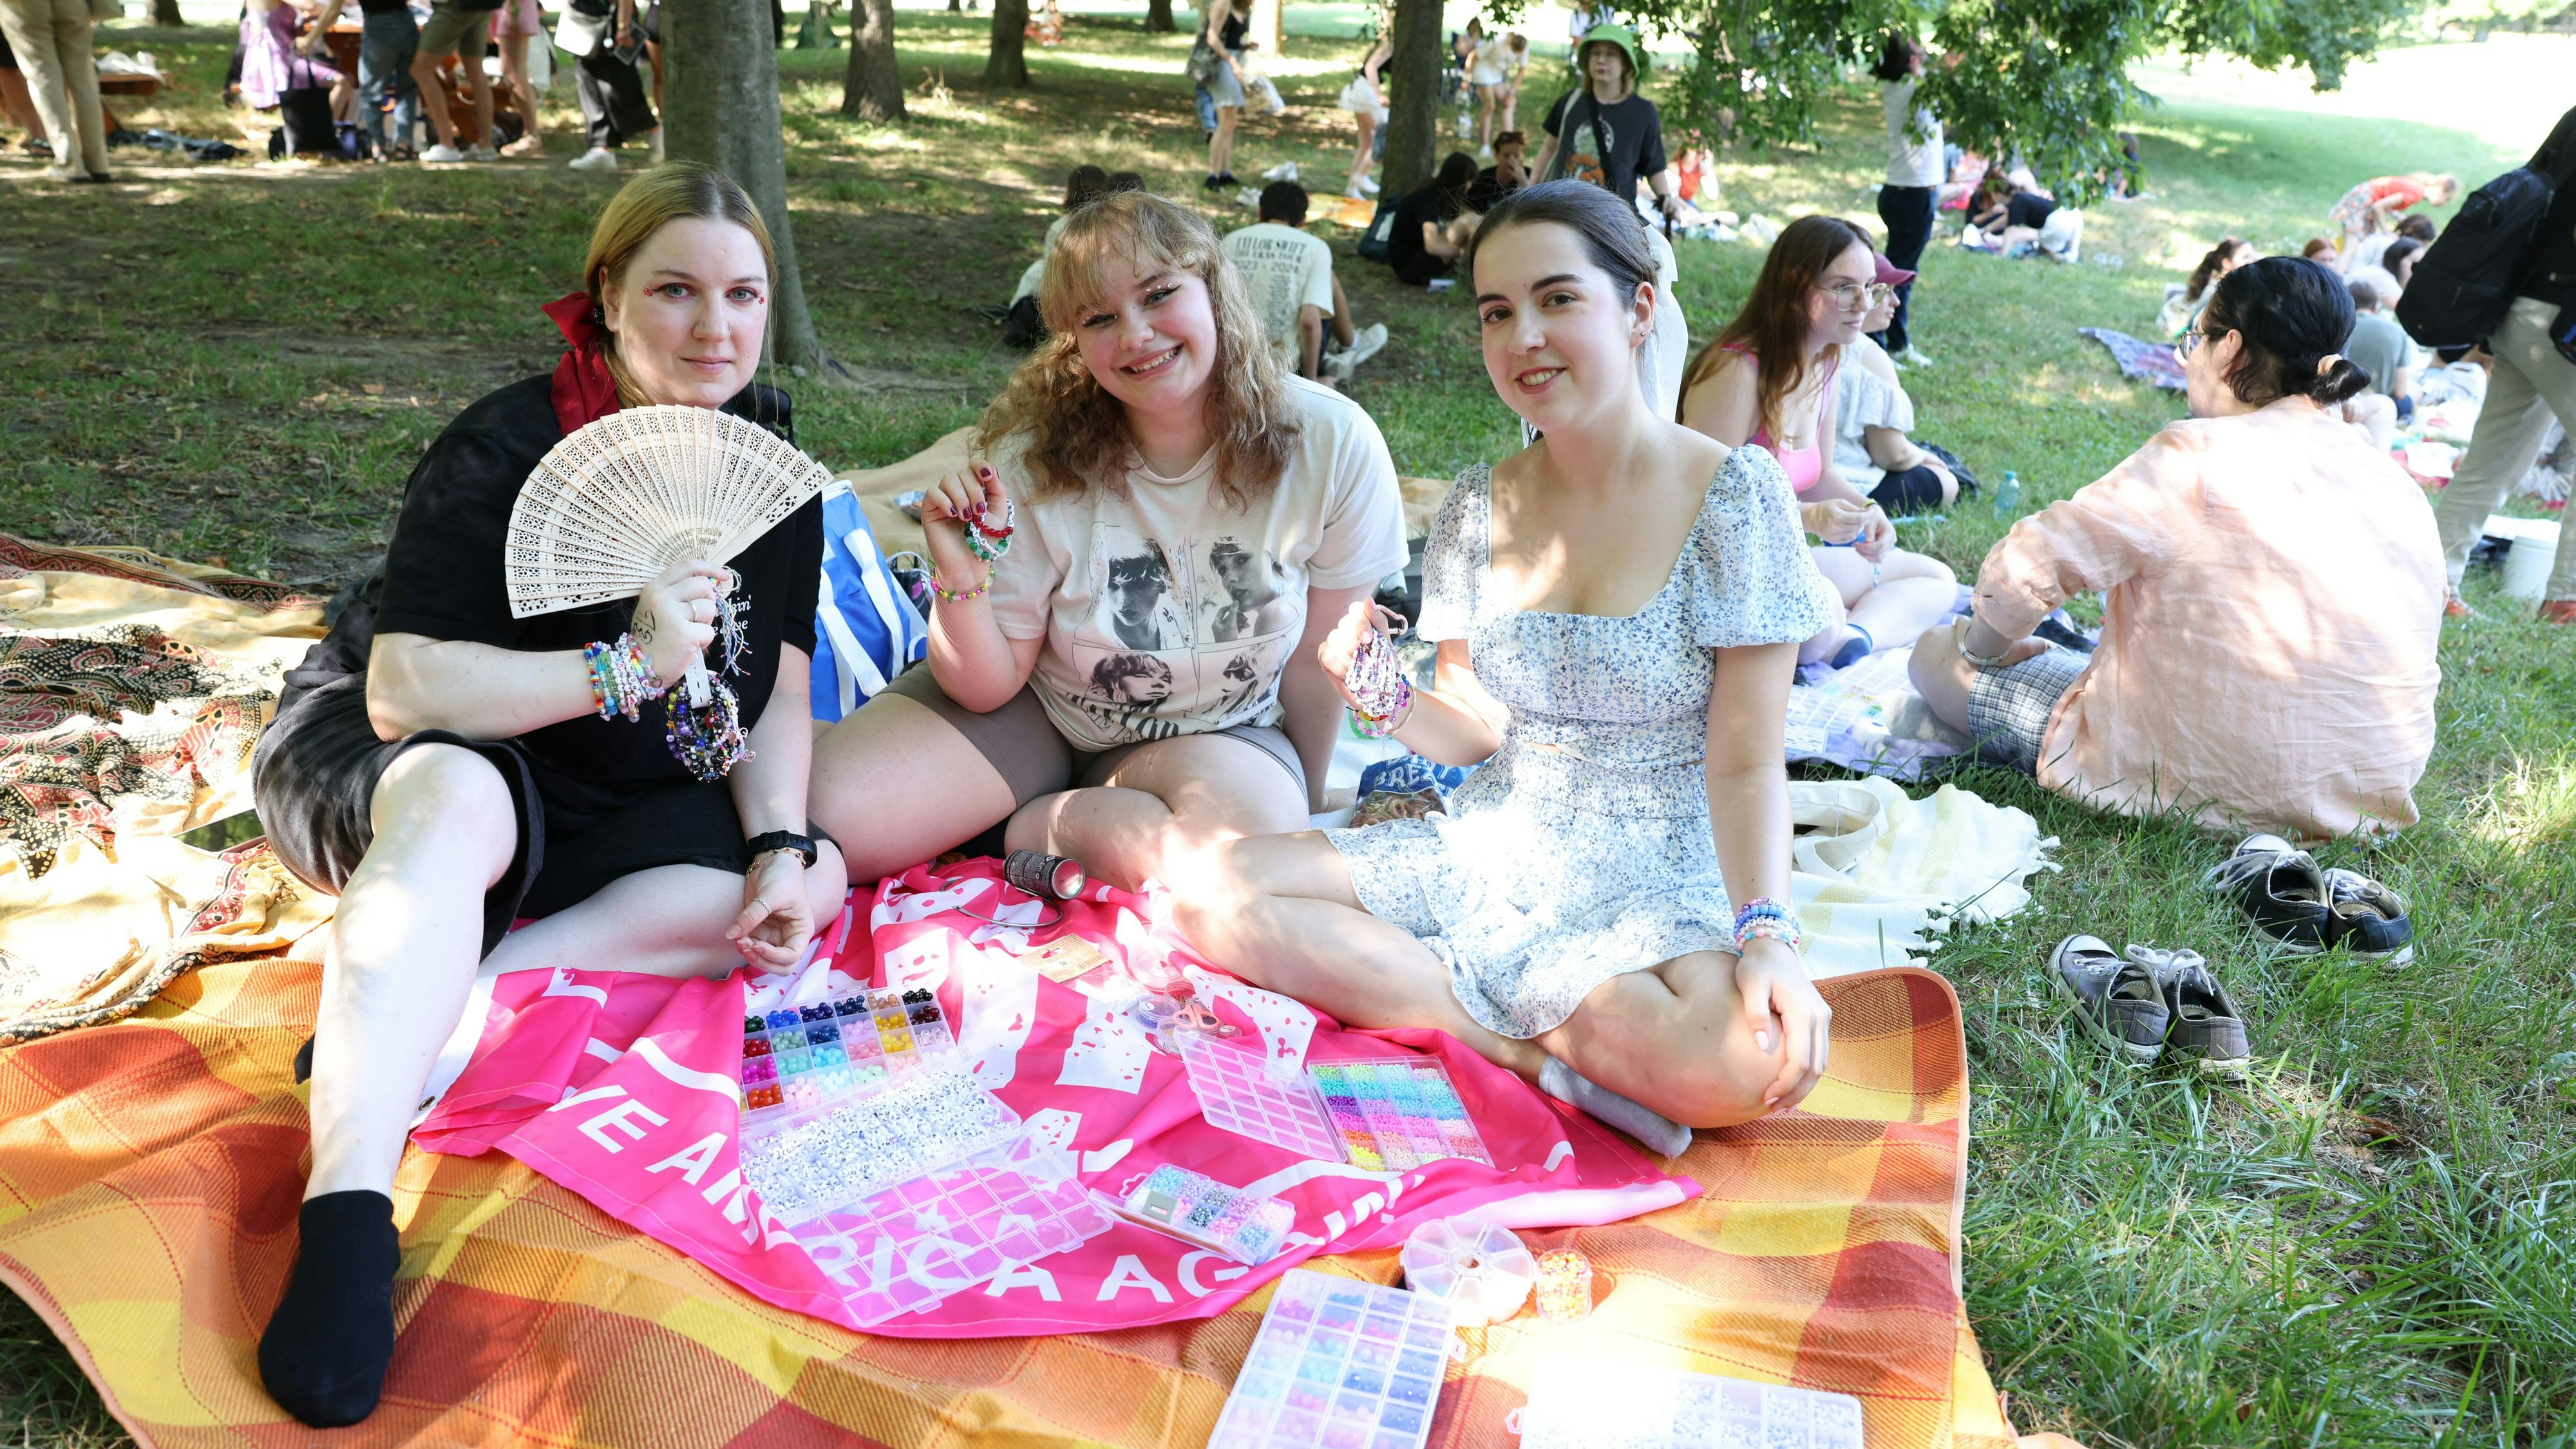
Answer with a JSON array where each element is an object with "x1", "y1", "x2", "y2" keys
[{"x1": 2422, "y1": 104, "x2": 2576, "y2": 621}]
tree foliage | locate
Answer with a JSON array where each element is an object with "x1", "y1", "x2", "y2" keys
[{"x1": 1600, "y1": 0, "x2": 2427, "y2": 200}]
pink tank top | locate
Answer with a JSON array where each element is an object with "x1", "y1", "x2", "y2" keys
[{"x1": 1727, "y1": 346, "x2": 1838, "y2": 494}]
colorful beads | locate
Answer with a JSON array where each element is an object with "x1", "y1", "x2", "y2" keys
[
  {"x1": 735, "y1": 1065, "x2": 1023, "y2": 1225},
  {"x1": 1117, "y1": 1164, "x2": 1296, "y2": 1265},
  {"x1": 1308, "y1": 1059, "x2": 1492, "y2": 1173},
  {"x1": 1533, "y1": 1249, "x2": 1593, "y2": 1321},
  {"x1": 583, "y1": 633, "x2": 664, "y2": 722},
  {"x1": 740, "y1": 987, "x2": 954, "y2": 1121}
]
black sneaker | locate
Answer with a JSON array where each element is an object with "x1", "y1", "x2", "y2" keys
[
  {"x1": 1202, "y1": 173, "x2": 1225, "y2": 191},
  {"x1": 2132, "y1": 945, "x2": 2252, "y2": 1079},
  {"x1": 2199, "y1": 833, "x2": 2331, "y2": 953},
  {"x1": 2050, "y1": 934, "x2": 2168, "y2": 1065},
  {"x1": 2324, "y1": 867, "x2": 2414, "y2": 965}
]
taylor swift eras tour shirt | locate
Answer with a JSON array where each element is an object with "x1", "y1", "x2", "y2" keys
[{"x1": 986, "y1": 378, "x2": 1408, "y2": 751}]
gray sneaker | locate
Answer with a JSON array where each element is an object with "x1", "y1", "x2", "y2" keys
[
  {"x1": 2050, "y1": 934, "x2": 2169, "y2": 1065},
  {"x1": 2130, "y1": 945, "x2": 2252, "y2": 1079}
]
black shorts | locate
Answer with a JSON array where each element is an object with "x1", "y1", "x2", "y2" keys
[
  {"x1": 1868, "y1": 463, "x2": 1952, "y2": 513},
  {"x1": 251, "y1": 672, "x2": 772, "y2": 958}
]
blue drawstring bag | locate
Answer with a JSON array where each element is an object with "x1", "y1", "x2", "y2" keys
[{"x1": 810, "y1": 480, "x2": 931, "y2": 722}]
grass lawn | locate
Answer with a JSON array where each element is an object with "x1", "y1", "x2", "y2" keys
[{"x1": 2, "y1": 12, "x2": 2573, "y2": 1446}]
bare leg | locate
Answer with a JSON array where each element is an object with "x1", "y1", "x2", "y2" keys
[
  {"x1": 305, "y1": 744, "x2": 514, "y2": 1200},
  {"x1": 1348, "y1": 111, "x2": 1375, "y2": 192},
  {"x1": 497, "y1": 33, "x2": 544, "y2": 153},
  {"x1": 1173, "y1": 833, "x2": 1546, "y2": 1076},
  {"x1": 1179, "y1": 834, "x2": 1794, "y2": 1128},
  {"x1": 477, "y1": 843, "x2": 850, "y2": 981},
  {"x1": 1328, "y1": 272, "x2": 1356, "y2": 347},
  {"x1": 1804, "y1": 545, "x2": 1956, "y2": 663},
  {"x1": 1209, "y1": 102, "x2": 1238, "y2": 177},
  {"x1": 466, "y1": 61, "x2": 494, "y2": 146},
  {"x1": 1908, "y1": 621, "x2": 1976, "y2": 733},
  {"x1": 808, "y1": 692, "x2": 1020, "y2": 884},
  {"x1": 410, "y1": 49, "x2": 458, "y2": 147},
  {"x1": 1005, "y1": 731, "x2": 1306, "y2": 895}
]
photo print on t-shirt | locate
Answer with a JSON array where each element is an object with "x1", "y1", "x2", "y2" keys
[
  {"x1": 1059, "y1": 520, "x2": 1302, "y2": 742},
  {"x1": 1564, "y1": 112, "x2": 1615, "y2": 190},
  {"x1": 1092, "y1": 530, "x2": 1192, "y2": 651}
]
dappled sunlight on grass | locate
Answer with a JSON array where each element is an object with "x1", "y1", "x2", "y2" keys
[{"x1": 2466, "y1": 753, "x2": 2576, "y2": 855}]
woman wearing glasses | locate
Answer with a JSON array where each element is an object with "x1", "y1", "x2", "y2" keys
[
  {"x1": 1679, "y1": 215, "x2": 1958, "y2": 669},
  {"x1": 1906, "y1": 256, "x2": 2444, "y2": 840}
]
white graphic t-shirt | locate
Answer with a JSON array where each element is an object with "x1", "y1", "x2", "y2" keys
[
  {"x1": 1220, "y1": 222, "x2": 1337, "y2": 379},
  {"x1": 987, "y1": 379, "x2": 1408, "y2": 751}
]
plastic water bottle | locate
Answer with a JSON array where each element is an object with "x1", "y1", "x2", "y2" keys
[{"x1": 1993, "y1": 470, "x2": 2021, "y2": 518}]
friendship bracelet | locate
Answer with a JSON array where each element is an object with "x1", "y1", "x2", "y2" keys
[
  {"x1": 1731, "y1": 897, "x2": 1794, "y2": 934},
  {"x1": 1350, "y1": 676, "x2": 1413, "y2": 738},
  {"x1": 583, "y1": 634, "x2": 665, "y2": 722},
  {"x1": 964, "y1": 500, "x2": 1016, "y2": 564},
  {"x1": 932, "y1": 569, "x2": 992, "y2": 603},
  {"x1": 1734, "y1": 915, "x2": 1804, "y2": 954}
]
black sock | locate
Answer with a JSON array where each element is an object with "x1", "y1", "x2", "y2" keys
[{"x1": 258, "y1": 1190, "x2": 400, "y2": 1428}]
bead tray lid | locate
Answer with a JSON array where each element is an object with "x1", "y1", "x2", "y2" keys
[
  {"x1": 1510, "y1": 1357, "x2": 1866, "y2": 1449},
  {"x1": 795, "y1": 1129, "x2": 1115, "y2": 1328},
  {"x1": 738, "y1": 1057, "x2": 1023, "y2": 1226},
  {"x1": 1306, "y1": 1058, "x2": 1492, "y2": 1174},
  {"x1": 1179, "y1": 1031, "x2": 1347, "y2": 1164},
  {"x1": 1211, "y1": 1268, "x2": 1460, "y2": 1449},
  {"x1": 739, "y1": 987, "x2": 954, "y2": 1122}
]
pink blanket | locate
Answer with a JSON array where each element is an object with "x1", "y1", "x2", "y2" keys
[{"x1": 412, "y1": 860, "x2": 1692, "y2": 1337}]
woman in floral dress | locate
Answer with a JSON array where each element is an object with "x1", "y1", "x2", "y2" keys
[{"x1": 1181, "y1": 182, "x2": 1841, "y2": 1155}]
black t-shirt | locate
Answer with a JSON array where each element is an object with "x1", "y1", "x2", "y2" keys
[
  {"x1": 1464, "y1": 164, "x2": 1524, "y2": 214},
  {"x1": 365, "y1": 375, "x2": 824, "y2": 824},
  {"x1": 1387, "y1": 184, "x2": 1452, "y2": 283},
  {"x1": 1542, "y1": 90, "x2": 1667, "y2": 206},
  {"x1": 2007, "y1": 191, "x2": 2057, "y2": 229}
]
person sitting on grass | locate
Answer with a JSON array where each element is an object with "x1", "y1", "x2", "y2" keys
[
  {"x1": 1967, "y1": 173, "x2": 2082, "y2": 261},
  {"x1": 1680, "y1": 214, "x2": 1960, "y2": 668},
  {"x1": 2327, "y1": 173, "x2": 2457, "y2": 272},
  {"x1": 1908, "y1": 256, "x2": 2445, "y2": 842},
  {"x1": 1387, "y1": 149, "x2": 1481, "y2": 287},
  {"x1": 2347, "y1": 211, "x2": 2436, "y2": 276},
  {"x1": 1834, "y1": 252, "x2": 1964, "y2": 512},
  {"x1": 1464, "y1": 128, "x2": 1530, "y2": 214},
  {"x1": 2342, "y1": 271, "x2": 2412, "y2": 445},
  {"x1": 1221, "y1": 181, "x2": 1388, "y2": 385},
  {"x1": 248, "y1": 164, "x2": 846, "y2": 1428},
  {"x1": 1177, "y1": 181, "x2": 1841, "y2": 1158},
  {"x1": 2160, "y1": 236, "x2": 2254, "y2": 337},
  {"x1": 809, "y1": 189, "x2": 1408, "y2": 896},
  {"x1": 1002, "y1": 163, "x2": 1115, "y2": 347}
]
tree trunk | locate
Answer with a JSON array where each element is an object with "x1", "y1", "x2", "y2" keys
[
  {"x1": 1380, "y1": 0, "x2": 1441, "y2": 196},
  {"x1": 150, "y1": 0, "x2": 183, "y2": 25},
  {"x1": 841, "y1": 0, "x2": 905, "y2": 118},
  {"x1": 1246, "y1": 0, "x2": 1282, "y2": 61},
  {"x1": 1143, "y1": 0, "x2": 1173, "y2": 32},
  {"x1": 984, "y1": 0, "x2": 1029, "y2": 88},
  {"x1": 948, "y1": 0, "x2": 960, "y2": 12},
  {"x1": 662, "y1": 0, "x2": 840, "y2": 378}
]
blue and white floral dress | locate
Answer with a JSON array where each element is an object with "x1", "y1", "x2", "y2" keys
[{"x1": 1323, "y1": 449, "x2": 1837, "y2": 1039}]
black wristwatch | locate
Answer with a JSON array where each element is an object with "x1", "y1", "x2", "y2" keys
[{"x1": 744, "y1": 830, "x2": 817, "y2": 867}]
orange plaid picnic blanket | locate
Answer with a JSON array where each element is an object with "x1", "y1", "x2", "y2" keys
[{"x1": 0, "y1": 948, "x2": 2061, "y2": 1448}]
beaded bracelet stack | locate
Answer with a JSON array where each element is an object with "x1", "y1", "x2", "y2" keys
[
  {"x1": 963, "y1": 500, "x2": 1016, "y2": 564},
  {"x1": 1732, "y1": 896, "x2": 1803, "y2": 954},
  {"x1": 583, "y1": 634, "x2": 664, "y2": 722},
  {"x1": 1345, "y1": 621, "x2": 1413, "y2": 739}
]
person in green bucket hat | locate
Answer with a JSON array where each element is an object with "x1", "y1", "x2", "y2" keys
[{"x1": 1531, "y1": 20, "x2": 1683, "y2": 225}]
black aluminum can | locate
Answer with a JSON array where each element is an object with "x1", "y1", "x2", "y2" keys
[{"x1": 1003, "y1": 849, "x2": 1087, "y2": 900}]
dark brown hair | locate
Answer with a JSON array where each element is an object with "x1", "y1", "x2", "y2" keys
[
  {"x1": 1463, "y1": 178, "x2": 1658, "y2": 308},
  {"x1": 2186, "y1": 237, "x2": 2249, "y2": 301},
  {"x1": 2200, "y1": 256, "x2": 2369, "y2": 408},
  {"x1": 1682, "y1": 214, "x2": 1873, "y2": 444}
]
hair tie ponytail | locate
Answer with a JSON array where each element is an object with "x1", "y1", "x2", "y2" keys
[{"x1": 2315, "y1": 353, "x2": 2344, "y2": 376}]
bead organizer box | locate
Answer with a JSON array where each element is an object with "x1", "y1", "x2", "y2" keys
[
  {"x1": 1397, "y1": 1216, "x2": 1535, "y2": 1326},
  {"x1": 1508, "y1": 1358, "x2": 1867, "y2": 1449},
  {"x1": 1179, "y1": 1031, "x2": 1347, "y2": 1162},
  {"x1": 1209, "y1": 1269, "x2": 1460, "y2": 1449},
  {"x1": 1105, "y1": 1165, "x2": 1298, "y2": 1266},
  {"x1": 796, "y1": 1132, "x2": 1115, "y2": 1327},
  {"x1": 1307, "y1": 1059, "x2": 1492, "y2": 1172},
  {"x1": 737, "y1": 1061, "x2": 1023, "y2": 1225},
  {"x1": 739, "y1": 987, "x2": 953, "y2": 1117}
]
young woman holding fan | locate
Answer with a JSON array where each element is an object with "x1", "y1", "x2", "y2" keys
[
  {"x1": 810, "y1": 189, "x2": 1408, "y2": 900},
  {"x1": 246, "y1": 164, "x2": 844, "y2": 1428}
]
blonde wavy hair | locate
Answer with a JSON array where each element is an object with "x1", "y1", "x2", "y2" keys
[
  {"x1": 980, "y1": 190, "x2": 1298, "y2": 511},
  {"x1": 583, "y1": 163, "x2": 777, "y2": 407}
]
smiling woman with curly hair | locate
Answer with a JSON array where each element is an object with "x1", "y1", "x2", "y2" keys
[{"x1": 811, "y1": 189, "x2": 1408, "y2": 896}]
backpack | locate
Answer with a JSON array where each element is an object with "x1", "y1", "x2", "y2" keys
[
  {"x1": 2396, "y1": 166, "x2": 2555, "y2": 349},
  {"x1": 1358, "y1": 196, "x2": 1399, "y2": 263}
]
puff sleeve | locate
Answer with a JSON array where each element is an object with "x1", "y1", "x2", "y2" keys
[{"x1": 1683, "y1": 445, "x2": 1839, "y2": 649}]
